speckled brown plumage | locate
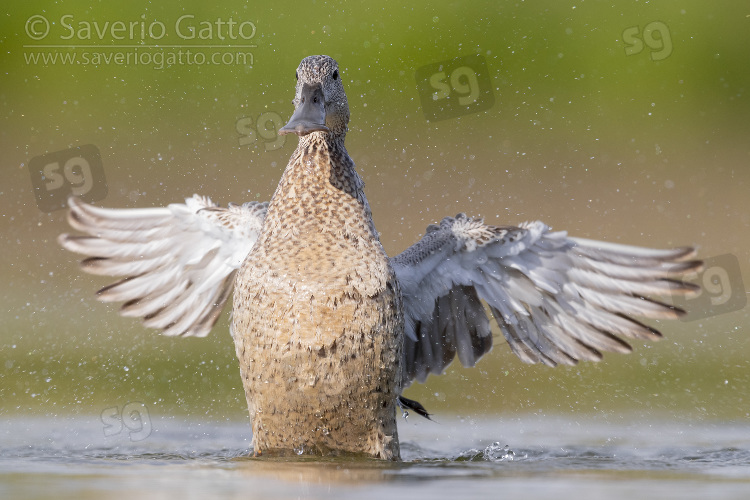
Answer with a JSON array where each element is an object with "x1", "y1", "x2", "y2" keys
[{"x1": 231, "y1": 56, "x2": 403, "y2": 460}]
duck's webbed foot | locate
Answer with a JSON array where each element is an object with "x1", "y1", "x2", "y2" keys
[{"x1": 397, "y1": 395, "x2": 433, "y2": 421}]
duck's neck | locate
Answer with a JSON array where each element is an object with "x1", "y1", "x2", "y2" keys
[
  {"x1": 277, "y1": 132, "x2": 365, "y2": 202},
  {"x1": 264, "y1": 131, "x2": 375, "y2": 235}
]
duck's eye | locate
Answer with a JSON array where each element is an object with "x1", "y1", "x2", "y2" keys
[{"x1": 332, "y1": 70, "x2": 339, "y2": 80}]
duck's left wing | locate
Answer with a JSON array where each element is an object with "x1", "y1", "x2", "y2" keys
[
  {"x1": 391, "y1": 214, "x2": 701, "y2": 386},
  {"x1": 59, "y1": 195, "x2": 267, "y2": 337}
]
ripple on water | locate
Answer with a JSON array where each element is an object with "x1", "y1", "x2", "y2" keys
[{"x1": 2, "y1": 416, "x2": 750, "y2": 499}]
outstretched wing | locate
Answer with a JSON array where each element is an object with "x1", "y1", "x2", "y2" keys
[
  {"x1": 59, "y1": 195, "x2": 268, "y2": 337},
  {"x1": 391, "y1": 214, "x2": 702, "y2": 385}
]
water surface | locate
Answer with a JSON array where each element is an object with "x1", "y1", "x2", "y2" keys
[{"x1": 3, "y1": 415, "x2": 749, "y2": 499}]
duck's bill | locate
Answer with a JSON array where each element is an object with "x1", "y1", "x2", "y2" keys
[
  {"x1": 278, "y1": 121, "x2": 330, "y2": 136},
  {"x1": 279, "y1": 83, "x2": 331, "y2": 136}
]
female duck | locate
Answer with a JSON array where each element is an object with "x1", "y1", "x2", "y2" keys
[{"x1": 59, "y1": 55, "x2": 701, "y2": 460}]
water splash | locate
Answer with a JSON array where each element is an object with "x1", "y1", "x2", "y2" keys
[{"x1": 483, "y1": 442, "x2": 515, "y2": 462}]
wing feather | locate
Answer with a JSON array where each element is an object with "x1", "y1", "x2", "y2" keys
[
  {"x1": 392, "y1": 214, "x2": 702, "y2": 386},
  {"x1": 59, "y1": 195, "x2": 268, "y2": 337}
]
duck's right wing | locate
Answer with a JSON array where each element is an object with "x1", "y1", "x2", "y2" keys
[
  {"x1": 392, "y1": 214, "x2": 701, "y2": 386},
  {"x1": 58, "y1": 195, "x2": 268, "y2": 337}
]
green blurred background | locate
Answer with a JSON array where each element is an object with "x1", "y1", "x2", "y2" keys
[{"x1": 2, "y1": 1, "x2": 749, "y2": 423}]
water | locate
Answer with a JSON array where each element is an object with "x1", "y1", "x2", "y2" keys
[{"x1": 2, "y1": 414, "x2": 749, "y2": 499}]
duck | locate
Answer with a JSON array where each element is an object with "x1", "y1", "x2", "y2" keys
[{"x1": 59, "y1": 54, "x2": 702, "y2": 461}]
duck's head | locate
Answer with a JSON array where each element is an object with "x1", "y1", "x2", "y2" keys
[{"x1": 279, "y1": 55, "x2": 349, "y2": 138}]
